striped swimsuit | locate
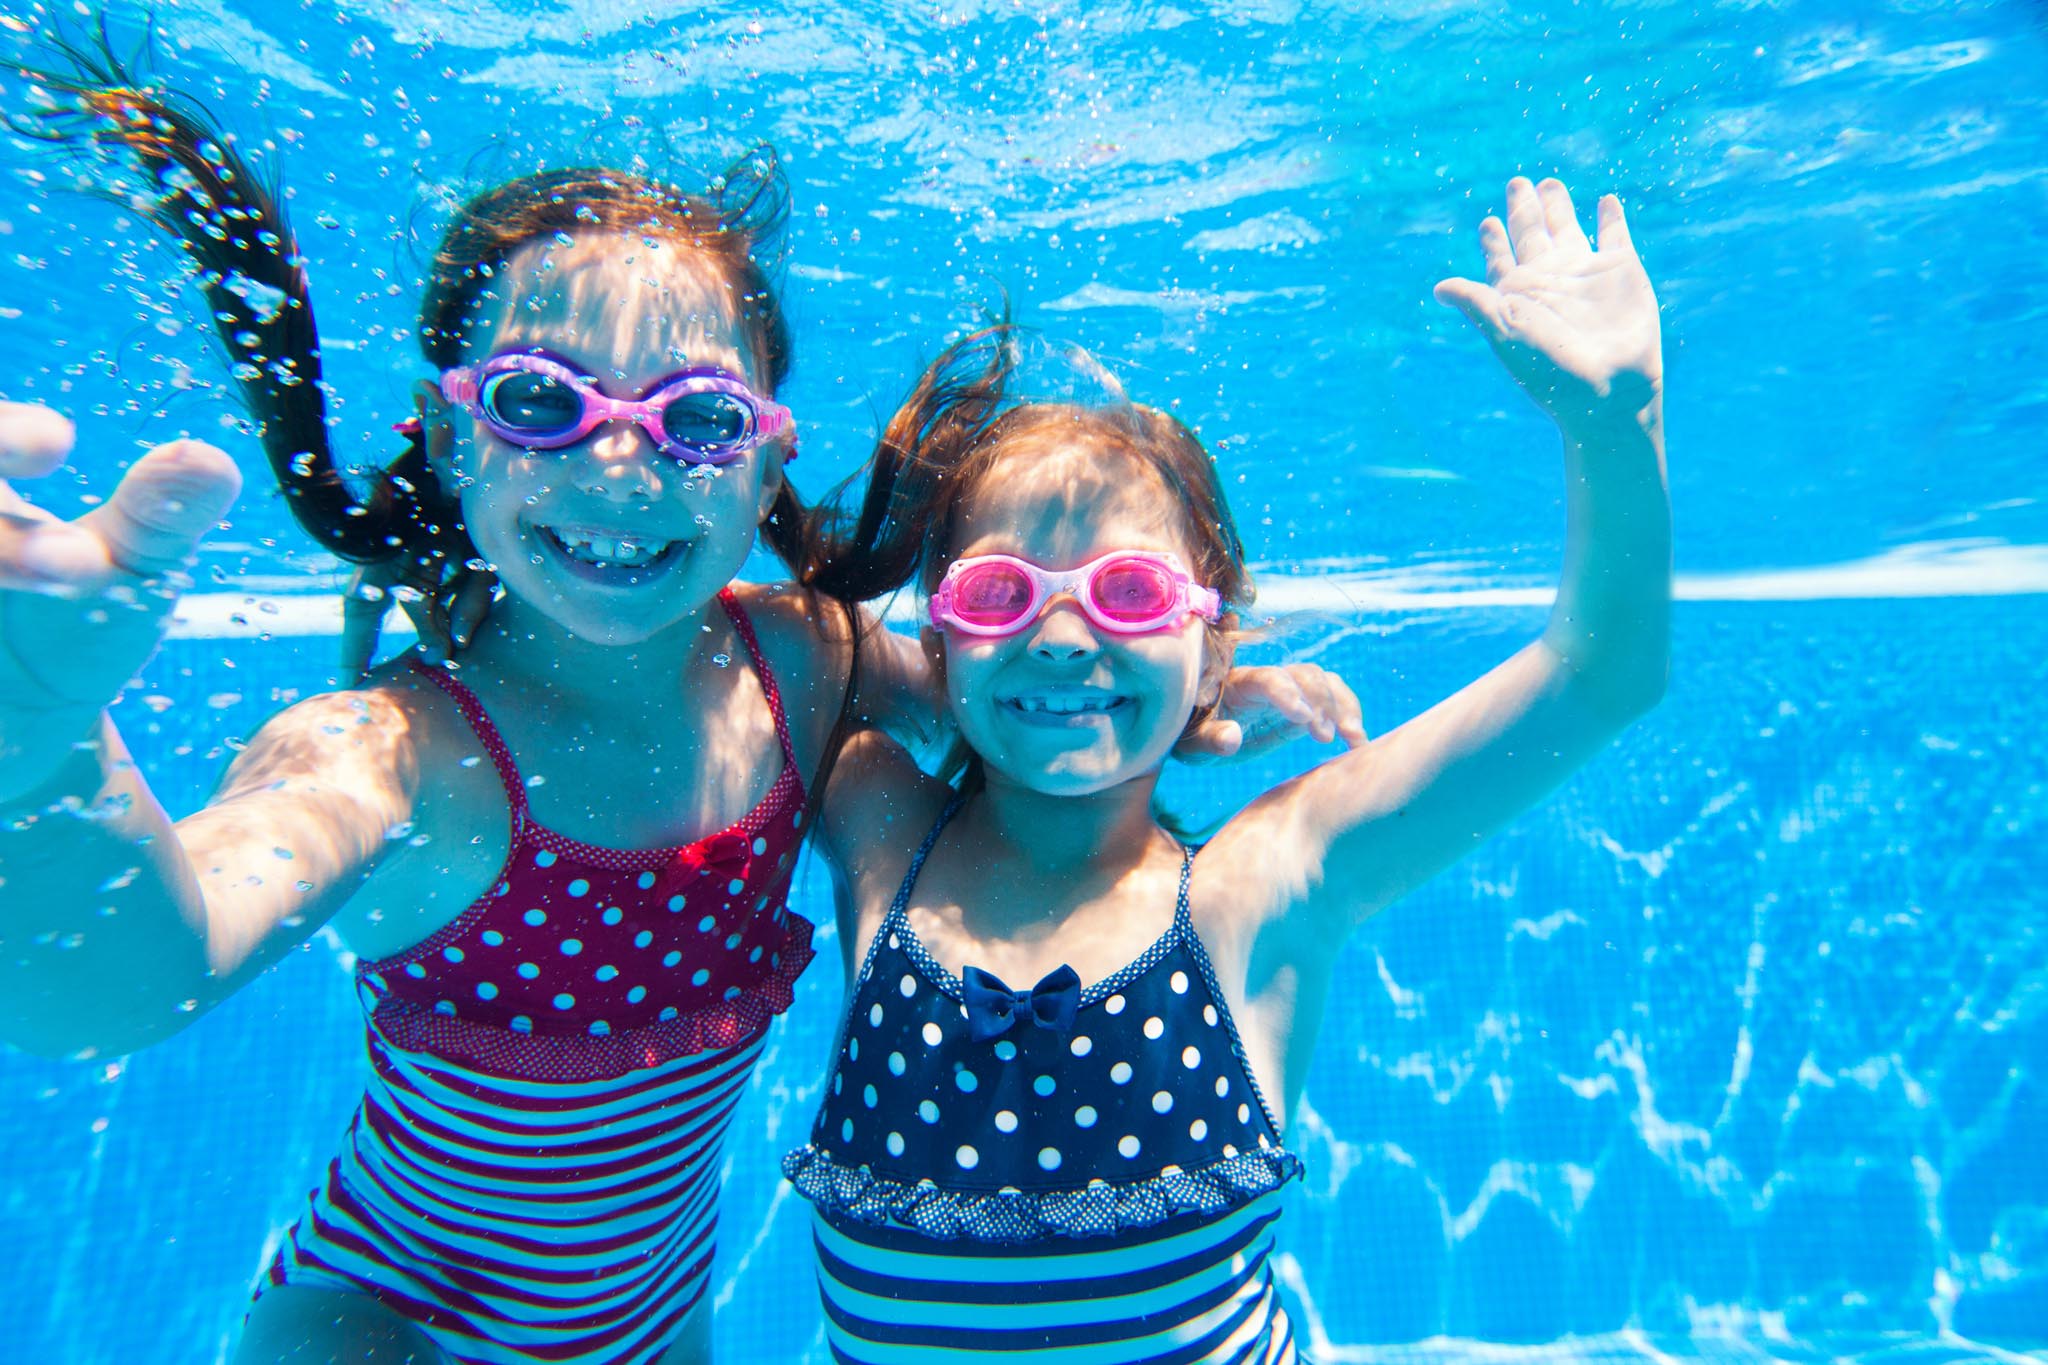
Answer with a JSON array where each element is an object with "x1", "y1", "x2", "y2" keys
[
  {"x1": 785, "y1": 802, "x2": 1305, "y2": 1363},
  {"x1": 263, "y1": 589, "x2": 815, "y2": 1364}
]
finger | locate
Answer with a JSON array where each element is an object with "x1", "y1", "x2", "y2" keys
[
  {"x1": 339, "y1": 589, "x2": 387, "y2": 678},
  {"x1": 1184, "y1": 718, "x2": 1244, "y2": 761},
  {"x1": 449, "y1": 571, "x2": 496, "y2": 649},
  {"x1": 415, "y1": 381, "x2": 456, "y2": 463},
  {"x1": 1432, "y1": 277, "x2": 1508, "y2": 339},
  {"x1": 1537, "y1": 178, "x2": 1590, "y2": 254},
  {"x1": 78, "y1": 440, "x2": 241, "y2": 577},
  {"x1": 1282, "y1": 668, "x2": 1337, "y2": 743},
  {"x1": 1252, "y1": 671, "x2": 1317, "y2": 724},
  {"x1": 0, "y1": 512, "x2": 109, "y2": 590},
  {"x1": 1477, "y1": 216, "x2": 1514, "y2": 286},
  {"x1": 1297, "y1": 671, "x2": 1339, "y2": 743},
  {"x1": 1596, "y1": 194, "x2": 1634, "y2": 256},
  {"x1": 1323, "y1": 674, "x2": 1369, "y2": 748},
  {"x1": 1503, "y1": 176, "x2": 1552, "y2": 262},
  {"x1": 0, "y1": 402, "x2": 75, "y2": 480},
  {"x1": 402, "y1": 592, "x2": 453, "y2": 664}
]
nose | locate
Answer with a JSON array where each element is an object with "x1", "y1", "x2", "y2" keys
[
  {"x1": 1027, "y1": 594, "x2": 1100, "y2": 662},
  {"x1": 570, "y1": 422, "x2": 664, "y2": 502}
]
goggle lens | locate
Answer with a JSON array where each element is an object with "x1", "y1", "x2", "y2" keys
[
  {"x1": 479, "y1": 369, "x2": 582, "y2": 438},
  {"x1": 952, "y1": 561, "x2": 1037, "y2": 628},
  {"x1": 1093, "y1": 557, "x2": 1179, "y2": 623},
  {"x1": 660, "y1": 390, "x2": 751, "y2": 451}
]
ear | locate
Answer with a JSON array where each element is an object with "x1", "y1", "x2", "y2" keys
[
  {"x1": 754, "y1": 439, "x2": 788, "y2": 524},
  {"x1": 414, "y1": 380, "x2": 461, "y2": 486},
  {"x1": 1197, "y1": 618, "x2": 1237, "y2": 710}
]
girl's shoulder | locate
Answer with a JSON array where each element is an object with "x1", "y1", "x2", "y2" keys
[
  {"x1": 726, "y1": 579, "x2": 856, "y2": 693},
  {"x1": 206, "y1": 671, "x2": 457, "y2": 841},
  {"x1": 724, "y1": 578, "x2": 860, "y2": 776},
  {"x1": 250, "y1": 669, "x2": 433, "y2": 754}
]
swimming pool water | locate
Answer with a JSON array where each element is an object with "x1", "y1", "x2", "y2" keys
[{"x1": 1, "y1": 0, "x2": 2043, "y2": 1360}]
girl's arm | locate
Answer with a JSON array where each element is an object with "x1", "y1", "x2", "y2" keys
[
  {"x1": 1239, "y1": 178, "x2": 1669, "y2": 935},
  {"x1": 0, "y1": 406, "x2": 410, "y2": 1057},
  {"x1": 812, "y1": 726, "x2": 949, "y2": 977}
]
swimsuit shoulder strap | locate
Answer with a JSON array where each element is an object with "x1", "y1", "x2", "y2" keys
[
  {"x1": 1172, "y1": 837, "x2": 1290, "y2": 1141},
  {"x1": 1172, "y1": 840, "x2": 1200, "y2": 932},
  {"x1": 716, "y1": 586, "x2": 800, "y2": 773},
  {"x1": 409, "y1": 660, "x2": 528, "y2": 824}
]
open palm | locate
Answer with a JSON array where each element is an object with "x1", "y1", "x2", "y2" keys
[
  {"x1": 0, "y1": 402, "x2": 240, "y2": 719},
  {"x1": 1435, "y1": 177, "x2": 1662, "y2": 434}
]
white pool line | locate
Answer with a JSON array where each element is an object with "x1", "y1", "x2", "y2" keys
[{"x1": 162, "y1": 540, "x2": 2048, "y2": 640}]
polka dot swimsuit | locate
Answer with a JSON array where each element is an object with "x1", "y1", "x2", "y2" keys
[
  {"x1": 361, "y1": 587, "x2": 813, "y2": 1081},
  {"x1": 785, "y1": 799, "x2": 1304, "y2": 1362},
  {"x1": 262, "y1": 588, "x2": 817, "y2": 1364}
]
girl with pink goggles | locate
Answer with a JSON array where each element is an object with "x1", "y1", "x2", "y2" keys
[
  {"x1": 928, "y1": 549, "x2": 1222, "y2": 637},
  {"x1": 440, "y1": 350, "x2": 795, "y2": 464}
]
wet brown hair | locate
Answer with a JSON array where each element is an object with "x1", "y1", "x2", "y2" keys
[{"x1": 14, "y1": 30, "x2": 808, "y2": 587}]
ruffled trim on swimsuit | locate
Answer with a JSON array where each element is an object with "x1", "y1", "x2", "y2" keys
[
  {"x1": 370, "y1": 913, "x2": 815, "y2": 1083},
  {"x1": 781, "y1": 1139, "x2": 1302, "y2": 1244}
]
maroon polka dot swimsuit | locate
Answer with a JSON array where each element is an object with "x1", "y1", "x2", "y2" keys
[{"x1": 260, "y1": 587, "x2": 816, "y2": 1364}]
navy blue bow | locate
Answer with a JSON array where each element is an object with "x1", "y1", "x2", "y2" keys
[{"x1": 961, "y1": 963, "x2": 1082, "y2": 1042}]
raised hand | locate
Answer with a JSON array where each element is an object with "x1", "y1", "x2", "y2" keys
[
  {"x1": 1177, "y1": 662, "x2": 1368, "y2": 763},
  {"x1": 1433, "y1": 177, "x2": 1661, "y2": 437},
  {"x1": 339, "y1": 555, "x2": 497, "y2": 677},
  {"x1": 0, "y1": 402, "x2": 240, "y2": 792}
]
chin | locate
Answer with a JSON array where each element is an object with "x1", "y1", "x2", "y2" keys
[
  {"x1": 986, "y1": 748, "x2": 1152, "y2": 798},
  {"x1": 543, "y1": 604, "x2": 677, "y2": 649}
]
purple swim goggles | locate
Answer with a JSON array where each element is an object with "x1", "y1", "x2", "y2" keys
[{"x1": 439, "y1": 351, "x2": 795, "y2": 464}]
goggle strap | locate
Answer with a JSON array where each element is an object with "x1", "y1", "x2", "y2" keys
[{"x1": 440, "y1": 368, "x2": 481, "y2": 409}]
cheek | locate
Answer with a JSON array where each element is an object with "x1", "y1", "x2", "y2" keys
[
  {"x1": 690, "y1": 464, "x2": 771, "y2": 525},
  {"x1": 1135, "y1": 633, "x2": 1207, "y2": 692},
  {"x1": 943, "y1": 641, "x2": 1000, "y2": 702}
]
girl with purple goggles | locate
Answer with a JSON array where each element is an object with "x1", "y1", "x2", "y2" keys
[{"x1": 440, "y1": 350, "x2": 796, "y2": 464}]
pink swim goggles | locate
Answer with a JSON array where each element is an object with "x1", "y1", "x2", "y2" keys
[
  {"x1": 929, "y1": 550, "x2": 1222, "y2": 638},
  {"x1": 439, "y1": 351, "x2": 794, "y2": 465}
]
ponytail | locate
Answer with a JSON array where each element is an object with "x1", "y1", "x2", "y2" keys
[
  {"x1": 13, "y1": 30, "x2": 466, "y2": 577},
  {"x1": 803, "y1": 316, "x2": 1021, "y2": 604}
]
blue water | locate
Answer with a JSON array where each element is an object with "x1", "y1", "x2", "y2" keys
[{"x1": 2, "y1": 0, "x2": 2045, "y2": 1361}]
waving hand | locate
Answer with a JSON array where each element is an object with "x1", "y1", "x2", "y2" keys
[
  {"x1": 0, "y1": 403, "x2": 241, "y2": 799},
  {"x1": 1433, "y1": 177, "x2": 1661, "y2": 436}
]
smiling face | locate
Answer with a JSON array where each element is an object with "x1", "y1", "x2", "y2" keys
[
  {"x1": 435, "y1": 232, "x2": 783, "y2": 647},
  {"x1": 937, "y1": 442, "x2": 1224, "y2": 797}
]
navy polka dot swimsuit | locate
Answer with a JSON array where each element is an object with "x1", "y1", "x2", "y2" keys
[{"x1": 785, "y1": 799, "x2": 1305, "y2": 1363}]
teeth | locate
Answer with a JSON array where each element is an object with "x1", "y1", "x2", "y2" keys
[
  {"x1": 548, "y1": 528, "x2": 672, "y2": 568},
  {"x1": 1013, "y1": 694, "x2": 1121, "y2": 715}
]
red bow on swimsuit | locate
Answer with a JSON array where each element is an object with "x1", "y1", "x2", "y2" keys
[{"x1": 657, "y1": 831, "x2": 753, "y2": 901}]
